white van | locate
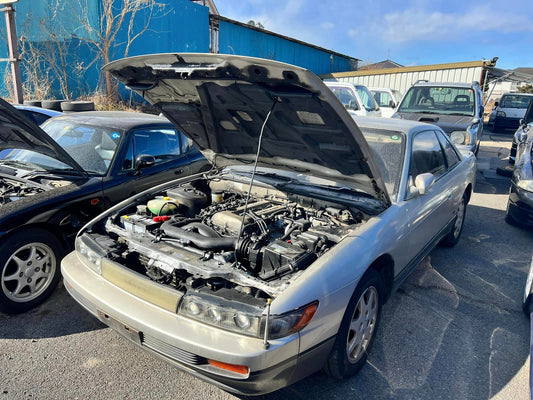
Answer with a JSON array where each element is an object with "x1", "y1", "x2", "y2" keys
[
  {"x1": 324, "y1": 82, "x2": 381, "y2": 117},
  {"x1": 493, "y1": 92, "x2": 533, "y2": 131},
  {"x1": 369, "y1": 87, "x2": 403, "y2": 118}
]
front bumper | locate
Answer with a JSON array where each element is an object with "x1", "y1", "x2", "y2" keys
[
  {"x1": 495, "y1": 116, "x2": 521, "y2": 130},
  {"x1": 61, "y1": 251, "x2": 333, "y2": 395},
  {"x1": 507, "y1": 182, "x2": 533, "y2": 227}
]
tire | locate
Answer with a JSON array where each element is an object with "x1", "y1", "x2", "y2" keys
[
  {"x1": 324, "y1": 269, "x2": 383, "y2": 379},
  {"x1": 41, "y1": 99, "x2": 65, "y2": 111},
  {"x1": 0, "y1": 229, "x2": 64, "y2": 314},
  {"x1": 23, "y1": 100, "x2": 42, "y2": 107},
  {"x1": 60, "y1": 101, "x2": 95, "y2": 112},
  {"x1": 441, "y1": 194, "x2": 467, "y2": 247}
]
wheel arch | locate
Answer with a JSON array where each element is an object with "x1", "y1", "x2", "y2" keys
[
  {"x1": 2, "y1": 223, "x2": 70, "y2": 254},
  {"x1": 367, "y1": 254, "x2": 394, "y2": 303}
]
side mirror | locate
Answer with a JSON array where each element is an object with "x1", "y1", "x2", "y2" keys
[
  {"x1": 135, "y1": 154, "x2": 156, "y2": 174},
  {"x1": 348, "y1": 99, "x2": 360, "y2": 111},
  {"x1": 414, "y1": 173, "x2": 435, "y2": 196},
  {"x1": 389, "y1": 100, "x2": 396, "y2": 108},
  {"x1": 519, "y1": 118, "x2": 525, "y2": 127},
  {"x1": 494, "y1": 101, "x2": 499, "y2": 107}
]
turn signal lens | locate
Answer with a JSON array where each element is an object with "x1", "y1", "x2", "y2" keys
[{"x1": 207, "y1": 359, "x2": 250, "y2": 375}]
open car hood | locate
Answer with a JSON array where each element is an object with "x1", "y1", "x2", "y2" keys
[
  {"x1": 104, "y1": 53, "x2": 390, "y2": 204},
  {"x1": 0, "y1": 98, "x2": 87, "y2": 177}
]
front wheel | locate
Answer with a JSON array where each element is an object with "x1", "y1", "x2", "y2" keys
[
  {"x1": 324, "y1": 269, "x2": 383, "y2": 379},
  {"x1": 441, "y1": 194, "x2": 467, "y2": 247},
  {"x1": 0, "y1": 229, "x2": 64, "y2": 314}
]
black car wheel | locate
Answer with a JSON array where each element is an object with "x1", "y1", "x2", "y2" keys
[
  {"x1": 441, "y1": 194, "x2": 467, "y2": 247},
  {"x1": 324, "y1": 269, "x2": 383, "y2": 379},
  {"x1": 0, "y1": 229, "x2": 64, "y2": 314}
]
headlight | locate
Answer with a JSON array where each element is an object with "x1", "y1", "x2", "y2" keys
[
  {"x1": 450, "y1": 131, "x2": 467, "y2": 145},
  {"x1": 497, "y1": 111, "x2": 506, "y2": 117},
  {"x1": 75, "y1": 234, "x2": 106, "y2": 274},
  {"x1": 518, "y1": 179, "x2": 533, "y2": 192},
  {"x1": 179, "y1": 293, "x2": 262, "y2": 337},
  {"x1": 179, "y1": 293, "x2": 318, "y2": 339}
]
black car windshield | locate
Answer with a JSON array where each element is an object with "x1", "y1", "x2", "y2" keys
[
  {"x1": 360, "y1": 128, "x2": 405, "y2": 196},
  {"x1": 398, "y1": 86, "x2": 475, "y2": 116},
  {"x1": 4, "y1": 120, "x2": 125, "y2": 175}
]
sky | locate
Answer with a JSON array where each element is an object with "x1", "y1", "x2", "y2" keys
[{"x1": 214, "y1": 0, "x2": 533, "y2": 70}]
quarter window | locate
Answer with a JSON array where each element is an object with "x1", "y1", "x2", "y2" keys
[{"x1": 436, "y1": 131, "x2": 460, "y2": 169}]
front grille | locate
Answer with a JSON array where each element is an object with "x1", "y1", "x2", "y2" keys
[{"x1": 141, "y1": 333, "x2": 206, "y2": 365}]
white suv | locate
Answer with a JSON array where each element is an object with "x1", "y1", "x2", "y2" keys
[{"x1": 369, "y1": 87, "x2": 403, "y2": 118}]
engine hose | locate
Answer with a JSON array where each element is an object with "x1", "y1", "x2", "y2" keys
[{"x1": 161, "y1": 221, "x2": 237, "y2": 250}]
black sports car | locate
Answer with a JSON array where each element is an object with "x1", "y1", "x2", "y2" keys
[{"x1": 0, "y1": 100, "x2": 209, "y2": 313}]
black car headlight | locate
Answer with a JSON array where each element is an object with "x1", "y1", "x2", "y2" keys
[
  {"x1": 179, "y1": 293, "x2": 318, "y2": 339},
  {"x1": 75, "y1": 234, "x2": 106, "y2": 274}
]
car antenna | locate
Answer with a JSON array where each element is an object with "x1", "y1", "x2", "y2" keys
[{"x1": 236, "y1": 97, "x2": 280, "y2": 246}]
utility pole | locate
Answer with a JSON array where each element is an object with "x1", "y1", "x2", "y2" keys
[{"x1": 1, "y1": 0, "x2": 22, "y2": 104}]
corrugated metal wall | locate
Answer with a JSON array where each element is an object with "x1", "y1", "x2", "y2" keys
[
  {"x1": 328, "y1": 66, "x2": 484, "y2": 94},
  {"x1": 217, "y1": 19, "x2": 354, "y2": 75}
]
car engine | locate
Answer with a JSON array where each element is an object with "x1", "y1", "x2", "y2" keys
[
  {"x1": 0, "y1": 176, "x2": 72, "y2": 205},
  {"x1": 98, "y1": 175, "x2": 365, "y2": 299}
]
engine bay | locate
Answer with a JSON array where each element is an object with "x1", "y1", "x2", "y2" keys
[
  {"x1": 93, "y1": 175, "x2": 366, "y2": 300},
  {"x1": 0, "y1": 175, "x2": 72, "y2": 205}
]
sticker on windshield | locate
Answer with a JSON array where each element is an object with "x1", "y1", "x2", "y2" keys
[
  {"x1": 111, "y1": 132, "x2": 120, "y2": 140},
  {"x1": 390, "y1": 134, "x2": 400, "y2": 140}
]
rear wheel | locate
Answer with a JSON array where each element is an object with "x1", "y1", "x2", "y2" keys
[
  {"x1": 324, "y1": 269, "x2": 383, "y2": 378},
  {"x1": 0, "y1": 229, "x2": 64, "y2": 314}
]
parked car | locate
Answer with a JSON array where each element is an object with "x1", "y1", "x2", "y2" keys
[
  {"x1": 493, "y1": 92, "x2": 533, "y2": 132},
  {"x1": 506, "y1": 108, "x2": 533, "y2": 227},
  {"x1": 324, "y1": 81, "x2": 381, "y2": 117},
  {"x1": 369, "y1": 87, "x2": 403, "y2": 118},
  {"x1": 13, "y1": 104, "x2": 63, "y2": 125},
  {"x1": 392, "y1": 81, "x2": 484, "y2": 153},
  {"x1": 0, "y1": 104, "x2": 209, "y2": 314},
  {"x1": 509, "y1": 100, "x2": 533, "y2": 165},
  {"x1": 522, "y1": 256, "x2": 533, "y2": 397},
  {"x1": 61, "y1": 54, "x2": 477, "y2": 395}
]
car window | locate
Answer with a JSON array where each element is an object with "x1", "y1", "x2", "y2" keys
[
  {"x1": 6, "y1": 120, "x2": 123, "y2": 175},
  {"x1": 398, "y1": 86, "x2": 475, "y2": 116},
  {"x1": 355, "y1": 86, "x2": 377, "y2": 111},
  {"x1": 373, "y1": 91, "x2": 392, "y2": 108},
  {"x1": 436, "y1": 130, "x2": 460, "y2": 169},
  {"x1": 360, "y1": 128, "x2": 405, "y2": 196},
  {"x1": 500, "y1": 94, "x2": 533, "y2": 109},
  {"x1": 121, "y1": 128, "x2": 183, "y2": 171},
  {"x1": 328, "y1": 86, "x2": 359, "y2": 109},
  {"x1": 409, "y1": 130, "x2": 446, "y2": 179}
]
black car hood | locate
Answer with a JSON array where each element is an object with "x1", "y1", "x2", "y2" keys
[
  {"x1": 0, "y1": 98, "x2": 87, "y2": 177},
  {"x1": 395, "y1": 111, "x2": 474, "y2": 133},
  {"x1": 104, "y1": 53, "x2": 390, "y2": 204}
]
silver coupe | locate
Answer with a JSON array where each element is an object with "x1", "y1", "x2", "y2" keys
[{"x1": 61, "y1": 54, "x2": 476, "y2": 395}]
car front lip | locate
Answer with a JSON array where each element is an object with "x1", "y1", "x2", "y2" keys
[
  {"x1": 508, "y1": 182, "x2": 533, "y2": 227},
  {"x1": 60, "y1": 251, "x2": 332, "y2": 395}
]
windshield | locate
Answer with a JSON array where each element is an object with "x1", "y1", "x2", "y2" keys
[
  {"x1": 356, "y1": 85, "x2": 378, "y2": 111},
  {"x1": 4, "y1": 119, "x2": 125, "y2": 175},
  {"x1": 500, "y1": 94, "x2": 533, "y2": 109},
  {"x1": 360, "y1": 128, "x2": 405, "y2": 196},
  {"x1": 398, "y1": 86, "x2": 475, "y2": 116}
]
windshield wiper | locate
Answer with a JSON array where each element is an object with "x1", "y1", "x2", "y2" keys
[{"x1": 0, "y1": 159, "x2": 39, "y2": 170}]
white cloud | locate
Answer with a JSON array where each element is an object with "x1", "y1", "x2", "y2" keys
[{"x1": 381, "y1": 8, "x2": 533, "y2": 43}]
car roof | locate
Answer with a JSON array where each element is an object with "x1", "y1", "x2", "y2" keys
[
  {"x1": 50, "y1": 111, "x2": 171, "y2": 130},
  {"x1": 353, "y1": 116, "x2": 437, "y2": 136},
  {"x1": 13, "y1": 104, "x2": 63, "y2": 117},
  {"x1": 411, "y1": 82, "x2": 478, "y2": 89}
]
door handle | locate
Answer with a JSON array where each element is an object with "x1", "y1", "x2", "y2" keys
[{"x1": 174, "y1": 169, "x2": 184, "y2": 175}]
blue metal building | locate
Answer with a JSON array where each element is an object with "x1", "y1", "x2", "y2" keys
[{"x1": 0, "y1": 0, "x2": 357, "y2": 100}]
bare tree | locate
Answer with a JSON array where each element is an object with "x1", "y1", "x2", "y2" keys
[{"x1": 70, "y1": 0, "x2": 164, "y2": 99}]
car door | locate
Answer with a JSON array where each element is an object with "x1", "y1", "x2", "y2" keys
[
  {"x1": 101, "y1": 126, "x2": 195, "y2": 206},
  {"x1": 400, "y1": 129, "x2": 456, "y2": 268}
]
